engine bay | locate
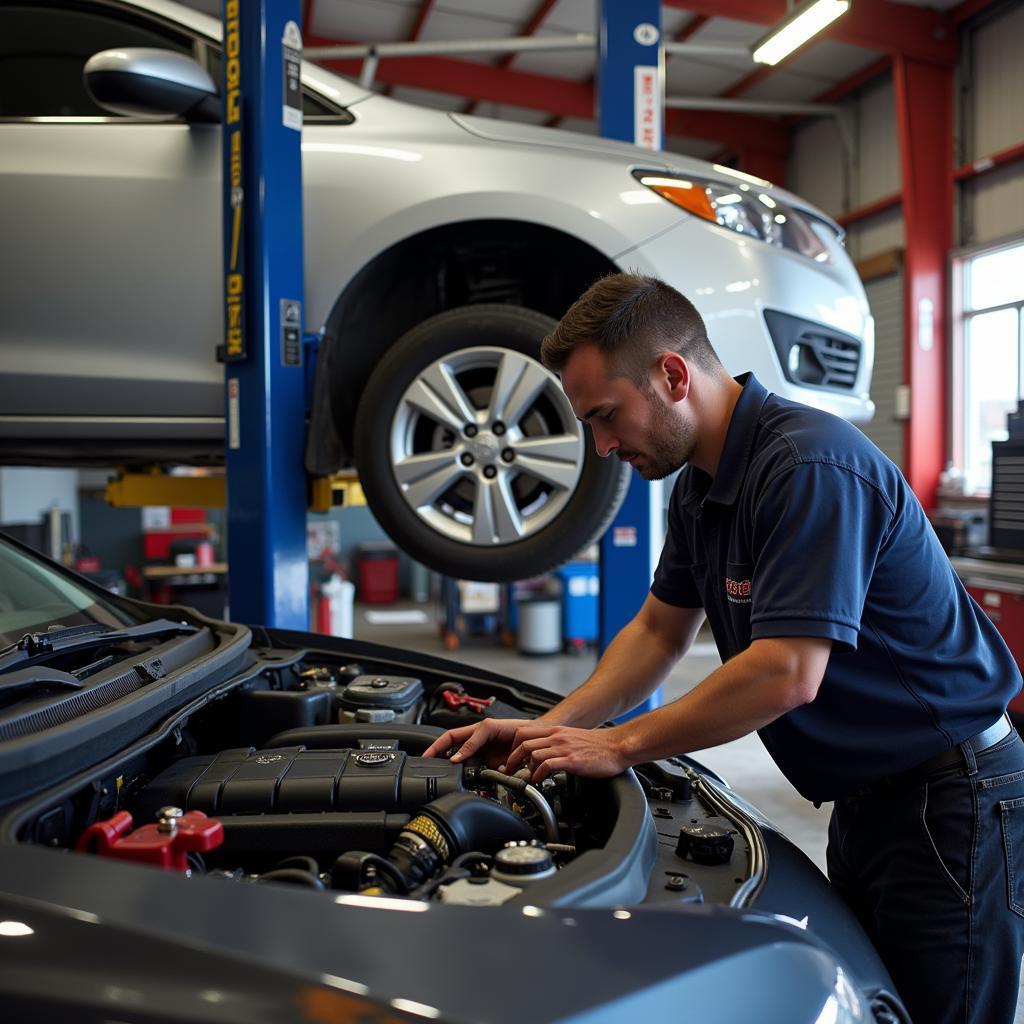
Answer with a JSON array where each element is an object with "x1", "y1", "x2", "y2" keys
[{"x1": 6, "y1": 640, "x2": 766, "y2": 911}]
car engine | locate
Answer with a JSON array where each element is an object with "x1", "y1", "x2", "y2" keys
[{"x1": 10, "y1": 647, "x2": 764, "y2": 911}]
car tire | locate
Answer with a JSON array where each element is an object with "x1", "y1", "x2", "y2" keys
[{"x1": 353, "y1": 304, "x2": 630, "y2": 582}]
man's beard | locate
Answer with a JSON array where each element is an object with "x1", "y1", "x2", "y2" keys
[{"x1": 620, "y1": 393, "x2": 696, "y2": 480}]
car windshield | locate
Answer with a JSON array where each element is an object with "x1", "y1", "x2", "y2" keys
[{"x1": 0, "y1": 537, "x2": 141, "y2": 648}]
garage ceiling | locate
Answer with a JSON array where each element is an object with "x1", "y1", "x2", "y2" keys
[{"x1": 181, "y1": 0, "x2": 969, "y2": 160}]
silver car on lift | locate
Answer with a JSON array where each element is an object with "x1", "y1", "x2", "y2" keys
[{"x1": 0, "y1": 0, "x2": 874, "y2": 581}]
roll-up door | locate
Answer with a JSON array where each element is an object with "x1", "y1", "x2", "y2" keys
[{"x1": 861, "y1": 269, "x2": 905, "y2": 469}]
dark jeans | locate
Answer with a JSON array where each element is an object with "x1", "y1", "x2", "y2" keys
[{"x1": 828, "y1": 729, "x2": 1024, "y2": 1024}]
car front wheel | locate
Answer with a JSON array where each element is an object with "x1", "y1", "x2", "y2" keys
[{"x1": 353, "y1": 305, "x2": 630, "y2": 582}]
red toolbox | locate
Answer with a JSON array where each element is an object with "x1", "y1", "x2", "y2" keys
[{"x1": 356, "y1": 541, "x2": 399, "y2": 604}]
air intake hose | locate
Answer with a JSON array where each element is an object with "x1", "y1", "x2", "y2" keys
[{"x1": 388, "y1": 792, "x2": 533, "y2": 889}]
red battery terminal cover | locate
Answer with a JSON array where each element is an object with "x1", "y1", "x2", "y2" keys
[
  {"x1": 440, "y1": 690, "x2": 495, "y2": 714},
  {"x1": 76, "y1": 809, "x2": 224, "y2": 871}
]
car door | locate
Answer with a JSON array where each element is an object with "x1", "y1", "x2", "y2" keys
[{"x1": 0, "y1": 1, "x2": 223, "y2": 455}]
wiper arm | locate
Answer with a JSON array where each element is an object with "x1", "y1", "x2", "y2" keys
[
  {"x1": 0, "y1": 667, "x2": 84, "y2": 701},
  {"x1": 0, "y1": 619, "x2": 199, "y2": 673}
]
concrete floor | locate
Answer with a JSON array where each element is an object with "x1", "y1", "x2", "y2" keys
[{"x1": 355, "y1": 599, "x2": 1024, "y2": 1022}]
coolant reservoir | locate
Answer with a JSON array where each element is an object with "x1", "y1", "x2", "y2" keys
[
  {"x1": 490, "y1": 841, "x2": 556, "y2": 886},
  {"x1": 437, "y1": 877, "x2": 522, "y2": 906}
]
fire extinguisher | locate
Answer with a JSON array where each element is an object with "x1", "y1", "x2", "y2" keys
[{"x1": 313, "y1": 574, "x2": 355, "y2": 638}]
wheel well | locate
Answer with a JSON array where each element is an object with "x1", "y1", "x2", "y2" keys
[{"x1": 315, "y1": 220, "x2": 617, "y2": 465}]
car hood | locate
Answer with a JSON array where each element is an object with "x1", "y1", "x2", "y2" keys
[
  {"x1": 0, "y1": 842, "x2": 848, "y2": 1024},
  {"x1": 448, "y1": 112, "x2": 841, "y2": 234}
]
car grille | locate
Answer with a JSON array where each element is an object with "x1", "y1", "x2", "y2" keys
[{"x1": 763, "y1": 309, "x2": 862, "y2": 392}]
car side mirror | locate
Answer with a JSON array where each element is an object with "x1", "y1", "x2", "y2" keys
[{"x1": 84, "y1": 48, "x2": 220, "y2": 123}]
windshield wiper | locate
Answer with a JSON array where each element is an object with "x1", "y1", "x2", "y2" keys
[
  {"x1": 0, "y1": 619, "x2": 199, "y2": 673},
  {"x1": 0, "y1": 667, "x2": 84, "y2": 702}
]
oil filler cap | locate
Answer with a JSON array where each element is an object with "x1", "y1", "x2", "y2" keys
[{"x1": 676, "y1": 823, "x2": 734, "y2": 865}]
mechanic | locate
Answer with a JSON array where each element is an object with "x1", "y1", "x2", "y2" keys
[{"x1": 424, "y1": 273, "x2": 1024, "y2": 1024}]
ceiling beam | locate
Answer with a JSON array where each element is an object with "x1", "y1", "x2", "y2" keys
[
  {"x1": 309, "y1": 33, "x2": 788, "y2": 152},
  {"x1": 408, "y1": 0, "x2": 437, "y2": 43},
  {"x1": 951, "y1": 0, "x2": 1005, "y2": 24},
  {"x1": 466, "y1": 0, "x2": 560, "y2": 116},
  {"x1": 661, "y1": 0, "x2": 957, "y2": 65},
  {"x1": 674, "y1": 13, "x2": 710, "y2": 43},
  {"x1": 309, "y1": 34, "x2": 593, "y2": 117}
]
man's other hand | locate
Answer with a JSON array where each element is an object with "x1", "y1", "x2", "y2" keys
[
  {"x1": 421, "y1": 718, "x2": 533, "y2": 769},
  {"x1": 502, "y1": 725, "x2": 628, "y2": 782}
]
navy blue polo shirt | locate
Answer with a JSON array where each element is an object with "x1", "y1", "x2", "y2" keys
[{"x1": 651, "y1": 373, "x2": 1022, "y2": 803}]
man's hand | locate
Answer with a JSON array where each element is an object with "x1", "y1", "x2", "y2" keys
[
  {"x1": 421, "y1": 718, "x2": 533, "y2": 769},
  {"x1": 422, "y1": 719, "x2": 630, "y2": 782},
  {"x1": 502, "y1": 724, "x2": 628, "y2": 783}
]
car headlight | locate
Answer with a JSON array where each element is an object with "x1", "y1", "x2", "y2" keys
[{"x1": 633, "y1": 169, "x2": 834, "y2": 264}]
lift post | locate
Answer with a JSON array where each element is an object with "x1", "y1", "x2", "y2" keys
[
  {"x1": 221, "y1": 0, "x2": 309, "y2": 628},
  {"x1": 597, "y1": 0, "x2": 665, "y2": 718}
]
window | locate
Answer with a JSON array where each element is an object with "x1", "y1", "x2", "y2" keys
[
  {"x1": 206, "y1": 50, "x2": 353, "y2": 121},
  {"x1": 0, "y1": 4, "x2": 193, "y2": 117},
  {"x1": 954, "y1": 239, "x2": 1024, "y2": 493}
]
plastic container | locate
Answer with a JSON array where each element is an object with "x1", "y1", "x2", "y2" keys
[
  {"x1": 556, "y1": 562, "x2": 599, "y2": 645},
  {"x1": 321, "y1": 574, "x2": 355, "y2": 638},
  {"x1": 356, "y1": 542, "x2": 399, "y2": 604},
  {"x1": 517, "y1": 596, "x2": 562, "y2": 655}
]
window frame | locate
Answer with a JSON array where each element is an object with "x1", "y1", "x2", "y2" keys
[
  {"x1": 0, "y1": 0, "x2": 353, "y2": 125},
  {"x1": 950, "y1": 231, "x2": 1024, "y2": 495}
]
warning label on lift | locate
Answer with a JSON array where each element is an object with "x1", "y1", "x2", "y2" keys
[
  {"x1": 224, "y1": 0, "x2": 246, "y2": 361},
  {"x1": 282, "y1": 20, "x2": 302, "y2": 132},
  {"x1": 280, "y1": 299, "x2": 302, "y2": 367}
]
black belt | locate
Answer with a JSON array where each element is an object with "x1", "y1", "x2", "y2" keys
[{"x1": 888, "y1": 714, "x2": 1014, "y2": 788}]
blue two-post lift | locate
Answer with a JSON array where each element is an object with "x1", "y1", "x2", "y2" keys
[
  {"x1": 596, "y1": 0, "x2": 667, "y2": 717},
  {"x1": 221, "y1": 1, "x2": 669, "y2": 692},
  {"x1": 221, "y1": 0, "x2": 309, "y2": 630}
]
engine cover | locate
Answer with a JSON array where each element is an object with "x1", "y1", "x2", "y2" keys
[{"x1": 135, "y1": 745, "x2": 464, "y2": 819}]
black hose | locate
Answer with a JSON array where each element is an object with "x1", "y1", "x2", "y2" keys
[
  {"x1": 409, "y1": 868, "x2": 470, "y2": 900},
  {"x1": 360, "y1": 853, "x2": 410, "y2": 894},
  {"x1": 259, "y1": 868, "x2": 326, "y2": 890},
  {"x1": 274, "y1": 855, "x2": 320, "y2": 875},
  {"x1": 409, "y1": 851, "x2": 492, "y2": 900},
  {"x1": 451, "y1": 851, "x2": 492, "y2": 872}
]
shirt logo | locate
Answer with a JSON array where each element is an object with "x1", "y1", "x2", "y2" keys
[{"x1": 725, "y1": 576, "x2": 751, "y2": 605}]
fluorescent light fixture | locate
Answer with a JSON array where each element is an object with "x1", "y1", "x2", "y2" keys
[
  {"x1": 0, "y1": 921, "x2": 33, "y2": 937},
  {"x1": 751, "y1": 0, "x2": 850, "y2": 66}
]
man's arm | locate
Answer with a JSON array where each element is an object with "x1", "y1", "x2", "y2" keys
[
  {"x1": 541, "y1": 594, "x2": 705, "y2": 727},
  {"x1": 421, "y1": 595, "x2": 704, "y2": 762},
  {"x1": 503, "y1": 636, "x2": 831, "y2": 781}
]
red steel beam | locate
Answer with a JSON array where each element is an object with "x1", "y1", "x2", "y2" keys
[
  {"x1": 466, "y1": 0, "x2": 560, "y2": 116},
  {"x1": 309, "y1": 34, "x2": 788, "y2": 151},
  {"x1": 893, "y1": 54, "x2": 954, "y2": 509},
  {"x1": 812, "y1": 55, "x2": 891, "y2": 105},
  {"x1": 674, "y1": 14, "x2": 710, "y2": 43},
  {"x1": 661, "y1": 0, "x2": 957, "y2": 65},
  {"x1": 408, "y1": 0, "x2": 437, "y2": 42},
  {"x1": 382, "y1": 0, "x2": 436, "y2": 98},
  {"x1": 951, "y1": 0, "x2": 1004, "y2": 24},
  {"x1": 308, "y1": 35, "x2": 593, "y2": 118},
  {"x1": 835, "y1": 191, "x2": 901, "y2": 227},
  {"x1": 664, "y1": 109, "x2": 789, "y2": 154},
  {"x1": 953, "y1": 140, "x2": 1024, "y2": 181}
]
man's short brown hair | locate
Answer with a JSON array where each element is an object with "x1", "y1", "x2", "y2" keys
[{"x1": 541, "y1": 273, "x2": 723, "y2": 386}]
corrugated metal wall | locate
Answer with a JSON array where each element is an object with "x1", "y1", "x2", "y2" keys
[
  {"x1": 785, "y1": 2, "x2": 1024, "y2": 473},
  {"x1": 960, "y1": 2, "x2": 1024, "y2": 246},
  {"x1": 787, "y1": 75, "x2": 905, "y2": 263},
  {"x1": 860, "y1": 272, "x2": 905, "y2": 467}
]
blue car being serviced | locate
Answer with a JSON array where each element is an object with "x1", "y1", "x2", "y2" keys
[{"x1": 0, "y1": 533, "x2": 907, "y2": 1023}]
